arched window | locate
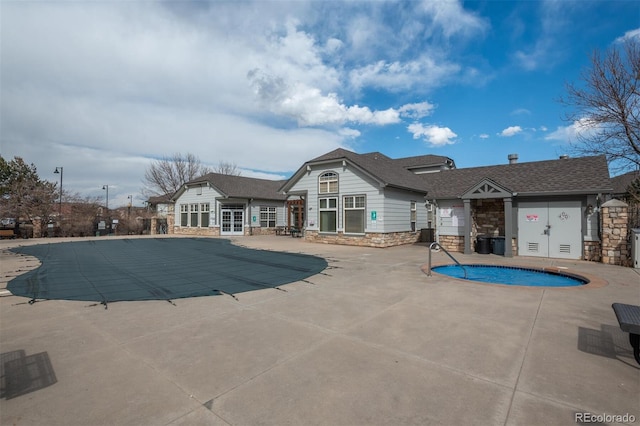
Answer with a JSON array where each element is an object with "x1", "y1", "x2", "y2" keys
[{"x1": 319, "y1": 172, "x2": 338, "y2": 194}]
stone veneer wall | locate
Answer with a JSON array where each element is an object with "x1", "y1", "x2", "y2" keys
[
  {"x1": 172, "y1": 226, "x2": 280, "y2": 237},
  {"x1": 166, "y1": 214, "x2": 175, "y2": 234},
  {"x1": 438, "y1": 235, "x2": 464, "y2": 253},
  {"x1": 600, "y1": 199, "x2": 629, "y2": 266},
  {"x1": 473, "y1": 199, "x2": 504, "y2": 237},
  {"x1": 247, "y1": 227, "x2": 277, "y2": 236},
  {"x1": 172, "y1": 226, "x2": 220, "y2": 237},
  {"x1": 583, "y1": 241, "x2": 601, "y2": 262},
  {"x1": 305, "y1": 230, "x2": 420, "y2": 248}
]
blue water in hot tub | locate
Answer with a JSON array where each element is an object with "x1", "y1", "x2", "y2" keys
[{"x1": 432, "y1": 264, "x2": 587, "y2": 287}]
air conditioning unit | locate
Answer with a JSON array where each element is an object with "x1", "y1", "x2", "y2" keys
[{"x1": 632, "y1": 229, "x2": 640, "y2": 269}]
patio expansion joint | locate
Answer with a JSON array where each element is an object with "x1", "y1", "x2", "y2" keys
[
  {"x1": 336, "y1": 330, "x2": 517, "y2": 392},
  {"x1": 203, "y1": 330, "x2": 338, "y2": 411},
  {"x1": 503, "y1": 288, "x2": 546, "y2": 426}
]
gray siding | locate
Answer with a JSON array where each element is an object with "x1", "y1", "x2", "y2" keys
[
  {"x1": 288, "y1": 162, "x2": 429, "y2": 234},
  {"x1": 288, "y1": 162, "x2": 383, "y2": 232},
  {"x1": 174, "y1": 185, "x2": 221, "y2": 227},
  {"x1": 248, "y1": 201, "x2": 287, "y2": 228},
  {"x1": 436, "y1": 199, "x2": 465, "y2": 236},
  {"x1": 382, "y1": 188, "x2": 427, "y2": 233}
]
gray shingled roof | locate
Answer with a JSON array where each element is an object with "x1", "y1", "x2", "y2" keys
[
  {"x1": 422, "y1": 155, "x2": 612, "y2": 198},
  {"x1": 306, "y1": 148, "x2": 433, "y2": 192},
  {"x1": 393, "y1": 154, "x2": 455, "y2": 169},
  {"x1": 147, "y1": 194, "x2": 174, "y2": 204},
  {"x1": 610, "y1": 170, "x2": 640, "y2": 195},
  {"x1": 304, "y1": 149, "x2": 612, "y2": 198},
  {"x1": 186, "y1": 173, "x2": 287, "y2": 201}
]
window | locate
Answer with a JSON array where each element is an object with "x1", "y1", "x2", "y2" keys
[
  {"x1": 200, "y1": 203, "x2": 210, "y2": 228},
  {"x1": 260, "y1": 206, "x2": 277, "y2": 227},
  {"x1": 180, "y1": 204, "x2": 188, "y2": 227},
  {"x1": 319, "y1": 172, "x2": 338, "y2": 194},
  {"x1": 190, "y1": 204, "x2": 199, "y2": 227},
  {"x1": 410, "y1": 201, "x2": 417, "y2": 232},
  {"x1": 344, "y1": 195, "x2": 365, "y2": 233},
  {"x1": 319, "y1": 197, "x2": 337, "y2": 232}
]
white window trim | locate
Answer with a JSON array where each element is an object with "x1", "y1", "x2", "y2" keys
[
  {"x1": 318, "y1": 171, "x2": 339, "y2": 194},
  {"x1": 319, "y1": 197, "x2": 338, "y2": 233},
  {"x1": 343, "y1": 195, "x2": 366, "y2": 234},
  {"x1": 260, "y1": 206, "x2": 277, "y2": 228}
]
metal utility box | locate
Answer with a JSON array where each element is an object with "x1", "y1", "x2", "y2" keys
[{"x1": 632, "y1": 228, "x2": 640, "y2": 269}]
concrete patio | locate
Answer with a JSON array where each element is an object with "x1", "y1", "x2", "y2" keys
[{"x1": 1, "y1": 235, "x2": 638, "y2": 425}]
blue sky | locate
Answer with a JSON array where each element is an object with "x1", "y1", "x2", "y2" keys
[{"x1": 1, "y1": 0, "x2": 638, "y2": 207}]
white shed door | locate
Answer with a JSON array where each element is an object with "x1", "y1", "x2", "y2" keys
[{"x1": 518, "y1": 201, "x2": 582, "y2": 259}]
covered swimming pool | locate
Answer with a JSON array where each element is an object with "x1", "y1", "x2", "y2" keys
[{"x1": 8, "y1": 238, "x2": 328, "y2": 304}]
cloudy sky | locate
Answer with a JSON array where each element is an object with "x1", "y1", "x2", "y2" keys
[{"x1": 1, "y1": 0, "x2": 638, "y2": 207}]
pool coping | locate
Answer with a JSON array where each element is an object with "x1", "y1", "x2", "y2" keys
[{"x1": 421, "y1": 262, "x2": 608, "y2": 289}]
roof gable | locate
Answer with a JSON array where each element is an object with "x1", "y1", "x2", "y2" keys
[
  {"x1": 282, "y1": 148, "x2": 431, "y2": 194},
  {"x1": 461, "y1": 178, "x2": 513, "y2": 199}
]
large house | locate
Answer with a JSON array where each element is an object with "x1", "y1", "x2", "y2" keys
[{"x1": 170, "y1": 148, "x2": 613, "y2": 260}]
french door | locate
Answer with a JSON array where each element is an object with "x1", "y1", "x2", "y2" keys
[{"x1": 221, "y1": 208, "x2": 244, "y2": 235}]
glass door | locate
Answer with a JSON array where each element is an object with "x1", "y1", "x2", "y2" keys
[{"x1": 221, "y1": 208, "x2": 244, "y2": 235}]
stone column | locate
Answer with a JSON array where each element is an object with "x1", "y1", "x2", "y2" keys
[
  {"x1": 504, "y1": 197, "x2": 513, "y2": 257},
  {"x1": 600, "y1": 199, "x2": 629, "y2": 266},
  {"x1": 463, "y1": 199, "x2": 472, "y2": 254}
]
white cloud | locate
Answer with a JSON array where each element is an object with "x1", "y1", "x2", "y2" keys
[
  {"x1": 418, "y1": 0, "x2": 488, "y2": 39},
  {"x1": 545, "y1": 118, "x2": 598, "y2": 143},
  {"x1": 248, "y1": 72, "x2": 400, "y2": 126},
  {"x1": 479, "y1": 134, "x2": 490, "y2": 139},
  {"x1": 0, "y1": 0, "x2": 490, "y2": 204},
  {"x1": 398, "y1": 102, "x2": 436, "y2": 119},
  {"x1": 349, "y1": 57, "x2": 461, "y2": 93},
  {"x1": 616, "y1": 28, "x2": 640, "y2": 43},
  {"x1": 499, "y1": 126, "x2": 523, "y2": 137},
  {"x1": 408, "y1": 123, "x2": 457, "y2": 147},
  {"x1": 510, "y1": 108, "x2": 531, "y2": 116},
  {"x1": 512, "y1": 0, "x2": 571, "y2": 71}
]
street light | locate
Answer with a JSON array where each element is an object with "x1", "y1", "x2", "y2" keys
[
  {"x1": 102, "y1": 185, "x2": 109, "y2": 213},
  {"x1": 127, "y1": 195, "x2": 132, "y2": 234},
  {"x1": 53, "y1": 167, "x2": 63, "y2": 216}
]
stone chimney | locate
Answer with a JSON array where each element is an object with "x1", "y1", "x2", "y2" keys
[{"x1": 508, "y1": 153, "x2": 518, "y2": 164}]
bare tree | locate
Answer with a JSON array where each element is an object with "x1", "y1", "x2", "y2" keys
[
  {"x1": 561, "y1": 38, "x2": 640, "y2": 173},
  {"x1": 214, "y1": 161, "x2": 242, "y2": 176},
  {"x1": 58, "y1": 192, "x2": 102, "y2": 237},
  {"x1": 142, "y1": 153, "x2": 211, "y2": 197}
]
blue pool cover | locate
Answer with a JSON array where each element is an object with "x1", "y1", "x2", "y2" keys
[{"x1": 8, "y1": 238, "x2": 328, "y2": 304}]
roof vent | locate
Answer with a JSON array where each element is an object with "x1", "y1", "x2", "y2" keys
[
  {"x1": 508, "y1": 153, "x2": 518, "y2": 164},
  {"x1": 559, "y1": 154, "x2": 569, "y2": 159}
]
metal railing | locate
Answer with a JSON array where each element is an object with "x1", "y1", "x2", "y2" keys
[{"x1": 427, "y1": 242, "x2": 468, "y2": 279}]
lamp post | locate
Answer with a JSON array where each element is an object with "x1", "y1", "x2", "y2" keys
[
  {"x1": 53, "y1": 167, "x2": 63, "y2": 216},
  {"x1": 127, "y1": 195, "x2": 132, "y2": 234},
  {"x1": 102, "y1": 185, "x2": 110, "y2": 235},
  {"x1": 102, "y1": 185, "x2": 109, "y2": 213}
]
